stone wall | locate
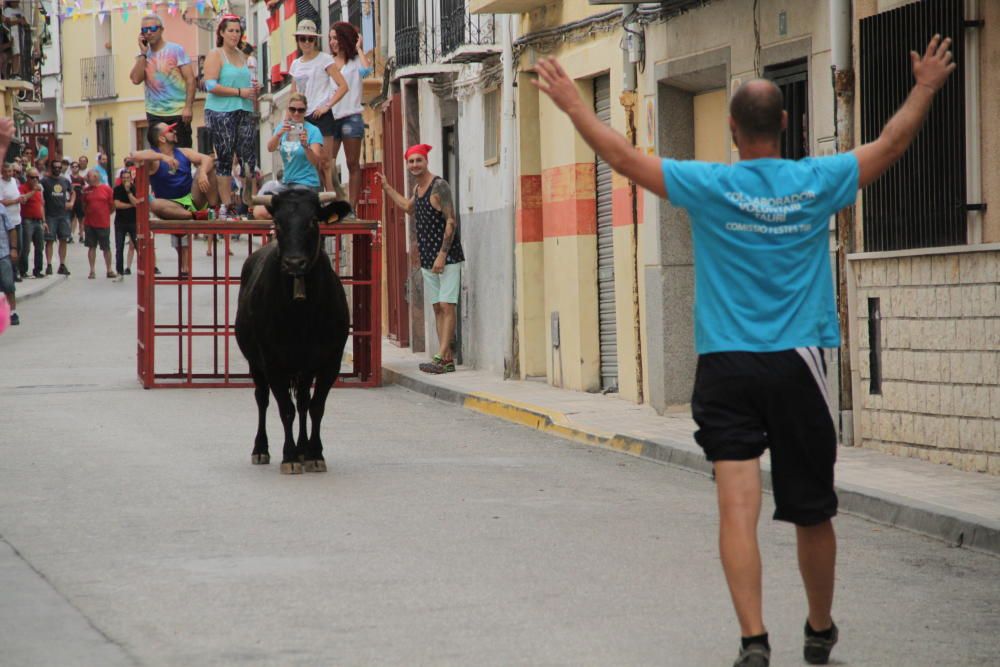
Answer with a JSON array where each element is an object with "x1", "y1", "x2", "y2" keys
[{"x1": 848, "y1": 246, "x2": 1000, "y2": 474}]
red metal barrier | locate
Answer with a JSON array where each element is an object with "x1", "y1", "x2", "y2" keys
[{"x1": 135, "y1": 171, "x2": 382, "y2": 389}]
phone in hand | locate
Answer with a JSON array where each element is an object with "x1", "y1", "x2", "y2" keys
[
  {"x1": 293, "y1": 122, "x2": 304, "y2": 134},
  {"x1": 141, "y1": 37, "x2": 148, "y2": 48}
]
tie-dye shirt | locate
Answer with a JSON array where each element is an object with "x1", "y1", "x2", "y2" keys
[{"x1": 143, "y1": 42, "x2": 191, "y2": 117}]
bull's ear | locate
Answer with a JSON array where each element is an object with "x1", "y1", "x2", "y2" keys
[{"x1": 320, "y1": 200, "x2": 353, "y2": 224}]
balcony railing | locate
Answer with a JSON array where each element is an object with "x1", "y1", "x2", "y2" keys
[
  {"x1": 441, "y1": 0, "x2": 496, "y2": 62},
  {"x1": 81, "y1": 55, "x2": 117, "y2": 101},
  {"x1": 395, "y1": 0, "x2": 498, "y2": 70}
]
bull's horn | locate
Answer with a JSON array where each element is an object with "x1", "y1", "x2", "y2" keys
[
  {"x1": 318, "y1": 192, "x2": 343, "y2": 203},
  {"x1": 252, "y1": 195, "x2": 273, "y2": 205}
]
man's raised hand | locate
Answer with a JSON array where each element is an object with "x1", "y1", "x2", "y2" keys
[
  {"x1": 531, "y1": 57, "x2": 583, "y2": 116},
  {"x1": 912, "y1": 34, "x2": 957, "y2": 92}
]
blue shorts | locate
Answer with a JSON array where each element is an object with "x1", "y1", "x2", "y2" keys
[
  {"x1": 332, "y1": 113, "x2": 365, "y2": 140},
  {"x1": 421, "y1": 262, "x2": 462, "y2": 304}
]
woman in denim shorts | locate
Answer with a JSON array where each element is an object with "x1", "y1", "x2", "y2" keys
[{"x1": 328, "y1": 22, "x2": 372, "y2": 210}]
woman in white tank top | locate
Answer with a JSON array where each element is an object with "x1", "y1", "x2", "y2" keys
[{"x1": 328, "y1": 22, "x2": 372, "y2": 209}]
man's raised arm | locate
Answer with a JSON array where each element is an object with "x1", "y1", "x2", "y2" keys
[
  {"x1": 532, "y1": 57, "x2": 666, "y2": 199},
  {"x1": 854, "y1": 34, "x2": 956, "y2": 189}
]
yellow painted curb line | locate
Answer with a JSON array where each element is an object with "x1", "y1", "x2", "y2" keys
[{"x1": 463, "y1": 391, "x2": 645, "y2": 457}]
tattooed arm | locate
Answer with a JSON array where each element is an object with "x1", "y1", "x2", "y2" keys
[{"x1": 430, "y1": 178, "x2": 457, "y2": 273}]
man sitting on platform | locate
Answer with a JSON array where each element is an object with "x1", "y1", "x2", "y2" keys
[{"x1": 129, "y1": 122, "x2": 220, "y2": 274}]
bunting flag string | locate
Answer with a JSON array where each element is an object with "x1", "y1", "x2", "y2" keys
[{"x1": 54, "y1": 0, "x2": 223, "y2": 22}]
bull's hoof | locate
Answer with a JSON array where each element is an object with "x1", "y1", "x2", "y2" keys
[
  {"x1": 280, "y1": 461, "x2": 303, "y2": 475},
  {"x1": 303, "y1": 459, "x2": 327, "y2": 473},
  {"x1": 251, "y1": 453, "x2": 271, "y2": 465}
]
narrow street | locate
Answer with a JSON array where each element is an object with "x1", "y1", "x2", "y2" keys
[{"x1": 1, "y1": 244, "x2": 998, "y2": 666}]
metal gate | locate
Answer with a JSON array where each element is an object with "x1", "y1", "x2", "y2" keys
[
  {"x1": 382, "y1": 92, "x2": 409, "y2": 346},
  {"x1": 594, "y1": 75, "x2": 617, "y2": 391}
]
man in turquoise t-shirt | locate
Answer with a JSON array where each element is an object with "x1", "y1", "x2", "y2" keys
[{"x1": 534, "y1": 36, "x2": 956, "y2": 667}]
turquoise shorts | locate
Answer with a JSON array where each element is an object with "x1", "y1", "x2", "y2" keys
[{"x1": 421, "y1": 262, "x2": 462, "y2": 304}]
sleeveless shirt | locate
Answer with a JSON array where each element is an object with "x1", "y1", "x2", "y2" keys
[
  {"x1": 149, "y1": 148, "x2": 193, "y2": 200},
  {"x1": 414, "y1": 177, "x2": 464, "y2": 269}
]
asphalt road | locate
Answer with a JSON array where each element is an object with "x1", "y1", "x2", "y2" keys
[{"x1": 1, "y1": 244, "x2": 998, "y2": 666}]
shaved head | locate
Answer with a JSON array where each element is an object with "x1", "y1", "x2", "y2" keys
[{"x1": 730, "y1": 79, "x2": 785, "y2": 141}]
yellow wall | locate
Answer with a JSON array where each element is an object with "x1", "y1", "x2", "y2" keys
[
  {"x1": 61, "y1": 12, "x2": 208, "y2": 167},
  {"x1": 693, "y1": 89, "x2": 729, "y2": 163},
  {"x1": 516, "y1": 27, "x2": 648, "y2": 399}
]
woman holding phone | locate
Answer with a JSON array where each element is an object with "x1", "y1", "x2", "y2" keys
[
  {"x1": 288, "y1": 19, "x2": 349, "y2": 193},
  {"x1": 266, "y1": 93, "x2": 324, "y2": 188}
]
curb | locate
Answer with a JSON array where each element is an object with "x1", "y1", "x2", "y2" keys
[
  {"x1": 17, "y1": 275, "x2": 68, "y2": 302},
  {"x1": 384, "y1": 366, "x2": 1000, "y2": 557}
]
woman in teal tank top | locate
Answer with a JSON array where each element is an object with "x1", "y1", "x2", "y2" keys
[{"x1": 202, "y1": 15, "x2": 258, "y2": 219}]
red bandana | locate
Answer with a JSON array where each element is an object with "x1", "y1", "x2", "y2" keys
[{"x1": 404, "y1": 144, "x2": 432, "y2": 159}]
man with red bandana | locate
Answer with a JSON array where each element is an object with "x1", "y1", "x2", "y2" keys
[{"x1": 377, "y1": 144, "x2": 465, "y2": 373}]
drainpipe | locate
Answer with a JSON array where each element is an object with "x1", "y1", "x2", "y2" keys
[
  {"x1": 502, "y1": 15, "x2": 519, "y2": 378},
  {"x1": 380, "y1": 0, "x2": 390, "y2": 60},
  {"x1": 965, "y1": 0, "x2": 982, "y2": 244},
  {"x1": 831, "y1": 0, "x2": 854, "y2": 442},
  {"x1": 621, "y1": 5, "x2": 643, "y2": 403}
]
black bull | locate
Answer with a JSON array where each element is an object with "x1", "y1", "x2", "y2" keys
[{"x1": 235, "y1": 186, "x2": 353, "y2": 474}]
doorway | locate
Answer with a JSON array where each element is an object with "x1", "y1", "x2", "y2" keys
[{"x1": 96, "y1": 118, "x2": 114, "y2": 175}]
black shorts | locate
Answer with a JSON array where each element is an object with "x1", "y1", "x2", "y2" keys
[
  {"x1": 145, "y1": 114, "x2": 193, "y2": 148},
  {"x1": 310, "y1": 110, "x2": 336, "y2": 137},
  {"x1": 691, "y1": 348, "x2": 838, "y2": 526}
]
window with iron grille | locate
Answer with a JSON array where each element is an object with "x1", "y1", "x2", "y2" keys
[
  {"x1": 395, "y1": 0, "x2": 419, "y2": 67},
  {"x1": 330, "y1": 0, "x2": 343, "y2": 23},
  {"x1": 860, "y1": 0, "x2": 966, "y2": 252},
  {"x1": 483, "y1": 88, "x2": 500, "y2": 165},
  {"x1": 764, "y1": 58, "x2": 809, "y2": 160},
  {"x1": 441, "y1": 0, "x2": 465, "y2": 55}
]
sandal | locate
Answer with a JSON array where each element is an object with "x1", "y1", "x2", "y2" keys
[
  {"x1": 88, "y1": 271, "x2": 96, "y2": 279},
  {"x1": 106, "y1": 271, "x2": 118, "y2": 279}
]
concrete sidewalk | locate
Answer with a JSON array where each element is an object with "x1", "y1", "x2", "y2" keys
[{"x1": 384, "y1": 344, "x2": 1000, "y2": 556}]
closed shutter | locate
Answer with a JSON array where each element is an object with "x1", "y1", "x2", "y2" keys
[{"x1": 594, "y1": 75, "x2": 618, "y2": 391}]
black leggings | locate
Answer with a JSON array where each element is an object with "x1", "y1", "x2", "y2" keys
[{"x1": 115, "y1": 221, "x2": 137, "y2": 275}]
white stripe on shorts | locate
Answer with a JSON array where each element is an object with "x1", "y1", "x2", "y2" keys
[{"x1": 795, "y1": 346, "x2": 834, "y2": 423}]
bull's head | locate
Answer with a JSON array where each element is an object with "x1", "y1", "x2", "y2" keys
[{"x1": 255, "y1": 186, "x2": 353, "y2": 301}]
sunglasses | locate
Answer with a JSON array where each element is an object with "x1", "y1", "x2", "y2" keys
[
  {"x1": 27, "y1": 175, "x2": 38, "y2": 179},
  {"x1": 288, "y1": 106, "x2": 307, "y2": 113},
  {"x1": 296, "y1": 36, "x2": 316, "y2": 43},
  {"x1": 141, "y1": 26, "x2": 161, "y2": 34}
]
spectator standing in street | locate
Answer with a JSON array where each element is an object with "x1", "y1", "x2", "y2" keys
[
  {"x1": 130, "y1": 14, "x2": 196, "y2": 149},
  {"x1": 113, "y1": 169, "x2": 140, "y2": 278},
  {"x1": 532, "y1": 35, "x2": 956, "y2": 667},
  {"x1": 18, "y1": 167, "x2": 45, "y2": 279},
  {"x1": 288, "y1": 19, "x2": 348, "y2": 193},
  {"x1": 202, "y1": 14, "x2": 258, "y2": 219},
  {"x1": 328, "y1": 22, "x2": 371, "y2": 210},
  {"x1": 377, "y1": 144, "x2": 464, "y2": 374},
  {"x1": 68, "y1": 160, "x2": 86, "y2": 243},
  {"x1": 0, "y1": 206, "x2": 17, "y2": 325},
  {"x1": 81, "y1": 170, "x2": 116, "y2": 280},
  {"x1": 93, "y1": 152, "x2": 110, "y2": 185},
  {"x1": 41, "y1": 158, "x2": 74, "y2": 276},
  {"x1": 0, "y1": 161, "x2": 25, "y2": 283}
]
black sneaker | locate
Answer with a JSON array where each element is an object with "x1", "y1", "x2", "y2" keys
[
  {"x1": 734, "y1": 643, "x2": 770, "y2": 667},
  {"x1": 32, "y1": 270, "x2": 44, "y2": 279},
  {"x1": 45, "y1": 263, "x2": 53, "y2": 275},
  {"x1": 14, "y1": 274, "x2": 22, "y2": 283},
  {"x1": 57, "y1": 264, "x2": 70, "y2": 276},
  {"x1": 154, "y1": 266, "x2": 162, "y2": 275},
  {"x1": 804, "y1": 621, "x2": 838, "y2": 665},
  {"x1": 9, "y1": 312, "x2": 19, "y2": 326},
  {"x1": 123, "y1": 268, "x2": 131, "y2": 276}
]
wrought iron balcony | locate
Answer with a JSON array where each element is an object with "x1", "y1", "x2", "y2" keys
[
  {"x1": 81, "y1": 55, "x2": 117, "y2": 101},
  {"x1": 394, "y1": 0, "x2": 499, "y2": 72},
  {"x1": 441, "y1": 0, "x2": 499, "y2": 63}
]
